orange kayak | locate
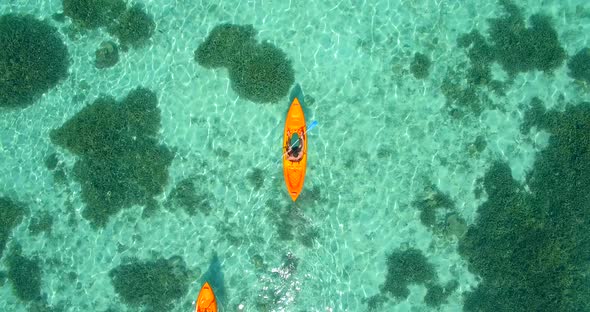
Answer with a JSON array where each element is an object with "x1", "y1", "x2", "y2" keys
[
  {"x1": 196, "y1": 282, "x2": 217, "y2": 312},
  {"x1": 283, "y1": 94, "x2": 307, "y2": 201}
]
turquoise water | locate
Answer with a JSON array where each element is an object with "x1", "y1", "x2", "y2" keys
[{"x1": 1, "y1": 0, "x2": 590, "y2": 311}]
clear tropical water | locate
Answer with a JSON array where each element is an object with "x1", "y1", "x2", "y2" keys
[{"x1": 1, "y1": 0, "x2": 589, "y2": 311}]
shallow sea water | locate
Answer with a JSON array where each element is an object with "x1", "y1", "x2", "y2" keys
[{"x1": 1, "y1": 0, "x2": 589, "y2": 311}]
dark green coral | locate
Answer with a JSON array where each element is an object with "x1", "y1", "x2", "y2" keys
[
  {"x1": 457, "y1": 30, "x2": 494, "y2": 66},
  {"x1": 0, "y1": 14, "x2": 69, "y2": 108},
  {"x1": 441, "y1": 69, "x2": 487, "y2": 117},
  {"x1": 265, "y1": 198, "x2": 319, "y2": 247},
  {"x1": 6, "y1": 246, "x2": 42, "y2": 302},
  {"x1": 50, "y1": 87, "x2": 174, "y2": 227},
  {"x1": 381, "y1": 248, "x2": 436, "y2": 299},
  {"x1": 490, "y1": 6, "x2": 565, "y2": 74},
  {"x1": 410, "y1": 52, "x2": 431, "y2": 79},
  {"x1": 44, "y1": 153, "x2": 60, "y2": 171},
  {"x1": 567, "y1": 47, "x2": 590, "y2": 85},
  {"x1": 459, "y1": 0, "x2": 565, "y2": 77},
  {"x1": 459, "y1": 99, "x2": 590, "y2": 311},
  {"x1": 28, "y1": 211, "x2": 54, "y2": 236},
  {"x1": 121, "y1": 87, "x2": 161, "y2": 137},
  {"x1": 109, "y1": 4, "x2": 155, "y2": 48},
  {"x1": 63, "y1": 0, "x2": 154, "y2": 49},
  {"x1": 413, "y1": 184, "x2": 454, "y2": 229},
  {"x1": 166, "y1": 176, "x2": 213, "y2": 216},
  {"x1": 109, "y1": 256, "x2": 191, "y2": 311},
  {"x1": 229, "y1": 41, "x2": 295, "y2": 103},
  {"x1": 95, "y1": 41, "x2": 119, "y2": 69},
  {"x1": 194, "y1": 23, "x2": 257, "y2": 69},
  {"x1": 63, "y1": 0, "x2": 126, "y2": 29},
  {"x1": 0, "y1": 197, "x2": 25, "y2": 258},
  {"x1": 247, "y1": 167, "x2": 265, "y2": 190},
  {"x1": 424, "y1": 280, "x2": 458, "y2": 307},
  {"x1": 451, "y1": 0, "x2": 564, "y2": 117},
  {"x1": 195, "y1": 23, "x2": 295, "y2": 103},
  {"x1": 51, "y1": 96, "x2": 123, "y2": 157}
]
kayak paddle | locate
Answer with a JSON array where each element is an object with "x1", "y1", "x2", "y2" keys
[{"x1": 281, "y1": 120, "x2": 318, "y2": 159}]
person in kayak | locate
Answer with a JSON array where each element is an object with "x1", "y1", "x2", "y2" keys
[{"x1": 286, "y1": 129, "x2": 305, "y2": 162}]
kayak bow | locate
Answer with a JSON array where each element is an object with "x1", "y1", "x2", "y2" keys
[{"x1": 196, "y1": 282, "x2": 217, "y2": 312}]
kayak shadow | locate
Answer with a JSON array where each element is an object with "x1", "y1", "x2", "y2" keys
[
  {"x1": 199, "y1": 252, "x2": 227, "y2": 308},
  {"x1": 288, "y1": 83, "x2": 312, "y2": 118}
]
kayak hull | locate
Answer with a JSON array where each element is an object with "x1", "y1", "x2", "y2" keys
[
  {"x1": 196, "y1": 282, "x2": 217, "y2": 312},
  {"x1": 283, "y1": 97, "x2": 307, "y2": 201}
]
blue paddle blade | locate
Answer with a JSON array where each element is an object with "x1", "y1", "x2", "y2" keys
[{"x1": 306, "y1": 120, "x2": 318, "y2": 133}]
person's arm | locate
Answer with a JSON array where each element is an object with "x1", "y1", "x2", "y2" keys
[
  {"x1": 300, "y1": 130, "x2": 305, "y2": 153},
  {"x1": 295, "y1": 138, "x2": 304, "y2": 162},
  {"x1": 286, "y1": 130, "x2": 292, "y2": 154}
]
